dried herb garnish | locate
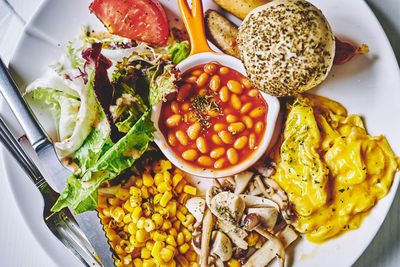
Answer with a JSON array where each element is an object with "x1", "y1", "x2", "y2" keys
[{"x1": 190, "y1": 93, "x2": 221, "y2": 129}]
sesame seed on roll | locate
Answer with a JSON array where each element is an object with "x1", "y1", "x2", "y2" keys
[{"x1": 237, "y1": 0, "x2": 335, "y2": 97}]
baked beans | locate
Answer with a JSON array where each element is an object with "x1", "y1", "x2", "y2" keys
[{"x1": 159, "y1": 63, "x2": 267, "y2": 170}]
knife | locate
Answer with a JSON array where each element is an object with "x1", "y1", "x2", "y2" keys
[{"x1": 0, "y1": 58, "x2": 115, "y2": 267}]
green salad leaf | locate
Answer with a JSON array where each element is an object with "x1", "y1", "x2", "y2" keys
[
  {"x1": 168, "y1": 41, "x2": 190, "y2": 64},
  {"x1": 29, "y1": 32, "x2": 188, "y2": 214},
  {"x1": 51, "y1": 110, "x2": 155, "y2": 213},
  {"x1": 66, "y1": 41, "x2": 84, "y2": 69},
  {"x1": 31, "y1": 88, "x2": 80, "y2": 141},
  {"x1": 72, "y1": 106, "x2": 112, "y2": 175},
  {"x1": 111, "y1": 84, "x2": 148, "y2": 133},
  {"x1": 147, "y1": 63, "x2": 178, "y2": 106}
]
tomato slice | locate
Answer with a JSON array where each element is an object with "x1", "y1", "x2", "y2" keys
[{"x1": 89, "y1": 0, "x2": 169, "y2": 45}]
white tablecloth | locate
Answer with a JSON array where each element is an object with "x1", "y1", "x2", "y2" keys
[{"x1": 0, "y1": 0, "x2": 399, "y2": 266}]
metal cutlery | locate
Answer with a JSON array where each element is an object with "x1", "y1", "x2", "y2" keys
[
  {"x1": 0, "y1": 116, "x2": 102, "y2": 267},
  {"x1": 0, "y1": 58, "x2": 115, "y2": 267}
]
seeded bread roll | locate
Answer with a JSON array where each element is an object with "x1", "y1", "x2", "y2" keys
[{"x1": 237, "y1": 0, "x2": 335, "y2": 97}]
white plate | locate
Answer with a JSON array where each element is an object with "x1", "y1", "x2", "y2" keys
[{"x1": 1, "y1": 0, "x2": 399, "y2": 266}]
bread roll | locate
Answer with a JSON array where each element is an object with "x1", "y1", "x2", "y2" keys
[{"x1": 237, "y1": 0, "x2": 335, "y2": 96}]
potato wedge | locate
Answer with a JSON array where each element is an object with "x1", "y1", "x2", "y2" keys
[
  {"x1": 213, "y1": 0, "x2": 271, "y2": 20},
  {"x1": 205, "y1": 10, "x2": 239, "y2": 58}
]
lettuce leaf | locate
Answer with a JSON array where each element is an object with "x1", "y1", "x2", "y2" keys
[
  {"x1": 147, "y1": 62, "x2": 178, "y2": 106},
  {"x1": 111, "y1": 88, "x2": 148, "y2": 133},
  {"x1": 31, "y1": 88, "x2": 80, "y2": 141},
  {"x1": 51, "y1": 110, "x2": 155, "y2": 213},
  {"x1": 66, "y1": 41, "x2": 84, "y2": 69},
  {"x1": 27, "y1": 68, "x2": 98, "y2": 157},
  {"x1": 168, "y1": 41, "x2": 190, "y2": 64},
  {"x1": 72, "y1": 106, "x2": 112, "y2": 175}
]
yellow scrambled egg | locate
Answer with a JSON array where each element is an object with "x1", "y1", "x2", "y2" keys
[{"x1": 271, "y1": 94, "x2": 399, "y2": 243}]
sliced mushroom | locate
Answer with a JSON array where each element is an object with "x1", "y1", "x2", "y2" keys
[
  {"x1": 186, "y1": 197, "x2": 206, "y2": 224},
  {"x1": 243, "y1": 225, "x2": 298, "y2": 267},
  {"x1": 243, "y1": 213, "x2": 285, "y2": 267},
  {"x1": 210, "y1": 231, "x2": 233, "y2": 262},
  {"x1": 262, "y1": 177, "x2": 295, "y2": 223},
  {"x1": 217, "y1": 220, "x2": 248, "y2": 249},
  {"x1": 247, "y1": 207, "x2": 278, "y2": 230},
  {"x1": 240, "y1": 194, "x2": 280, "y2": 210},
  {"x1": 201, "y1": 208, "x2": 214, "y2": 267},
  {"x1": 245, "y1": 180, "x2": 262, "y2": 196},
  {"x1": 254, "y1": 175, "x2": 295, "y2": 223},
  {"x1": 214, "y1": 258, "x2": 224, "y2": 267},
  {"x1": 210, "y1": 191, "x2": 245, "y2": 224},
  {"x1": 253, "y1": 157, "x2": 276, "y2": 178},
  {"x1": 234, "y1": 171, "x2": 254, "y2": 194},
  {"x1": 220, "y1": 177, "x2": 236, "y2": 191},
  {"x1": 206, "y1": 186, "x2": 221, "y2": 208}
]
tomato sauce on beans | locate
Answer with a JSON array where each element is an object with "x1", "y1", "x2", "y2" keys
[{"x1": 159, "y1": 62, "x2": 268, "y2": 170}]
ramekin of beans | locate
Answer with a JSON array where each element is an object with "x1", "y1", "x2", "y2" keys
[{"x1": 151, "y1": 0, "x2": 280, "y2": 177}]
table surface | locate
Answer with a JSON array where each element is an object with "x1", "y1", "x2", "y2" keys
[{"x1": 0, "y1": 0, "x2": 399, "y2": 266}]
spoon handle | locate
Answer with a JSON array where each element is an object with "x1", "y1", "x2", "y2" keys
[{"x1": 177, "y1": 0, "x2": 213, "y2": 55}]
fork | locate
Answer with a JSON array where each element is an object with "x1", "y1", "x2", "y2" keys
[{"x1": 0, "y1": 116, "x2": 103, "y2": 267}]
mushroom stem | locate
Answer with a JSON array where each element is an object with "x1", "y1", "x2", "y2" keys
[
  {"x1": 254, "y1": 227, "x2": 285, "y2": 267},
  {"x1": 244, "y1": 213, "x2": 285, "y2": 267},
  {"x1": 201, "y1": 208, "x2": 214, "y2": 267}
]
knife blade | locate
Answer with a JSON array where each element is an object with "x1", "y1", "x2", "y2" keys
[
  {"x1": 0, "y1": 58, "x2": 115, "y2": 267},
  {"x1": 35, "y1": 141, "x2": 116, "y2": 267}
]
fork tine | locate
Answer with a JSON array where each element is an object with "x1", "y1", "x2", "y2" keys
[
  {"x1": 0, "y1": 116, "x2": 105, "y2": 267},
  {"x1": 46, "y1": 211, "x2": 100, "y2": 267}
]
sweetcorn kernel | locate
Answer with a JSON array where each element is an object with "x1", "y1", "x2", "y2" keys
[
  {"x1": 162, "y1": 220, "x2": 172, "y2": 230},
  {"x1": 183, "y1": 185, "x2": 197, "y2": 196},
  {"x1": 143, "y1": 259, "x2": 155, "y2": 267},
  {"x1": 151, "y1": 241, "x2": 165, "y2": 258},
  {"x1": 143, "y1": 173, "x2": 154, "y2": 187},
  {"x1": 160, "y1": 160, "x2": 172, "y2": 171},
  {"x1": 144, "y1": 219, "x2": 156, "y2": 232},
  {"x1": 160, "y1": 191, "x2": 173, "y2": 207},
  {"x1": 141, "y1": 247, "x2": 151, "y2": 259},
  {"x1": 152, "y1": 213, "x2": 164, "y2": 228},
  {"x1": 136, "y1": 229, "x2": 150, "y2": 243},
  {"x1": 135, "y1": 178, "x2": 144, "y2": 188},
  {"x1": 153, "y1": 231, "x2": 167, "y2": 242},
  {"x1": 137, "y1": 217, "x2": 146, "y2": 229},
  {"x1": 154, "y1": 173, "x2": 164, "y2": 186},
  {"x1": 229, "y1": 259, "x2": 241, "y2": 267},
  {"x1": 172, "y1": 173, "x2": 184, "y2": 187},
  {"x1": 177, "y1": 233, "x2": 185, "y2": 246},
  {"x1": 179, "y1": 243, "x2": 190, "y2": 254},
  {"x1": 133, "y1": 258, "x2": 143, "y2": 267},
  {"x1": 160, "y1": 247, "x2": 174, "y2": 262},
  {"x1": 110, "y1": 207, "x2": 125, "y2": 222},
  {"x1": 100, "y1": 160, "x2": 199, "y2": 267},
  {"x1": 166, "y1": 235, "x2": 177, "y2": 246}
]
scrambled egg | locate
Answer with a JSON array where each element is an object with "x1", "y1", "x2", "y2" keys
[{"x1": 271, "y1": 94, "x2": 399, "y2": 243}]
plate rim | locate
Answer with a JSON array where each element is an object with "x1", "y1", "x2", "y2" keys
[{"x1": 1, "y1": 0, "x2": 400, "y2": 266}]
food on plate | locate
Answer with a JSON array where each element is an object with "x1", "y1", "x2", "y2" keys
[
  {"x1": 204, "y1": 10, "x2": 239, "y2": 58},
  {"x1": 22, "y1": 0, "x2": 400, "y2": 265},
  {"x1": 213, "y1": 0, "x2": 271, "y2": 20},
  {"x1": 237, "y1": 0, "x2": 335, "y2": 97},
  {"x1": 98, "y1": 159, "x2": 199, "y2": 267},
  {"x1": 158, "y1": 62, "x2": 268, "y2": 170},
  {"x1": 89, "y1": 0, "x2": 170, "y2": 45},
  {"x1": 26, "y1": 27, "x2": 190, "y2": 213},
  {"x1": 334, "y1": 37, "x2": 369, "y2": 65},
  {"x1": 188, "y1": 169, "x2": 298, "y2": 266},
  {"x1": 270, "y1": 94, "x2": 400, "y2": 242}
]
